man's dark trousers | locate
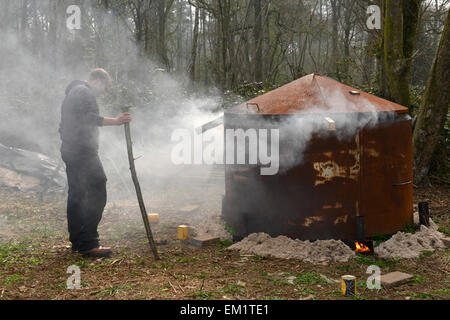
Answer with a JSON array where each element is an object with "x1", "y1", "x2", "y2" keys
[{"x1": 62, "y1": 151, "x2": 107, "y2": 252}]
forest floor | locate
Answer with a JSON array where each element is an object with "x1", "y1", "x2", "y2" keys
[{"x1": 0, "y1": 175, "x2": 448, "y2": 300}]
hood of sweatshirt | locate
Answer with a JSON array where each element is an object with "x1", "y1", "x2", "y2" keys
[{"x1": 65, "y1": 80, "x2": 86, "y2": 95}]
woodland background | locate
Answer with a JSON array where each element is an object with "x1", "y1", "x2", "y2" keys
[{"x1": 0, "y1": 0, "x2": 448, "y2": 184}]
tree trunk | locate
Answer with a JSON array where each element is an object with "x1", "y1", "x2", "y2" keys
[
  {"x1": 330, "y1": 0, "x2": 340, "y2": 79},
  {"x1": 383, "y1": 0, "x2": 420, "y2": 110},
  {"x1": 317, "y1": 0, "x2": 323, "y2": 70},
  {"x1": 342, "y1": 0, "x2": 353, "y2": 82},
  {"x1": 188, "y1": 5, "x2": 200, "y2": 81},
  {"x1": 412, "y1": 9, "x2": 450, "y2": 183},
  {"x1": 31, "y1": 0, "x2": 40, "y2": 56},
  {"x1": 202, "y1": 8, "x2": 209, "y2": 85},
  {"x1": 0, "y1": 0, "x2": 10, "y2": 30},
  {"x1": 217, "y1": 0, "x2": 230, "y2": 89},
  {"x1": 377, "y1": 0, "x2": 389, "y2": 98},
  {"x1": 157, "y1": 0, "x2": 174, "y2": 70},
  {"x1": 48, "y1": 0, "x2": 57, "y2": 70},
  {"x1": 253, "y1": 0, "x2": 263, "y2": 82},
  {"x1": 176, "y1": 0, "x2": 184, "y2": 72},
  {"x1": 135, "y1": 1, "x2": 145, "y2": 54},
  {"x1": 21, "y1": 0, "x2": 28, "y2": 40}
]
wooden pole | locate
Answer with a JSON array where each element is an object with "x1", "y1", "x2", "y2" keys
[
  {"x1": 121, "y1": 106, "x2": 160, "y2": 260},
  {"x1": 418, "y1": 202, "x2": 430, "y2": 227}
]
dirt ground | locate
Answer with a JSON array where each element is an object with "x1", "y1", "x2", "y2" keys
[{"x1": 0, "y1": 172, "x2": 448, "y2": 300}]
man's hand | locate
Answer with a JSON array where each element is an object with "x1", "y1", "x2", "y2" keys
[
  {"x1": 115, "y1": 112, "x2": 132, "y2": 125},
  {"x1": 102, "y1": 113, "x2": 132, "y2": 126}
]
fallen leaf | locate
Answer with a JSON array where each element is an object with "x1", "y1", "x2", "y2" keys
[{"x1": 237, "y1": 280, "x2": 246, "y2": 287}]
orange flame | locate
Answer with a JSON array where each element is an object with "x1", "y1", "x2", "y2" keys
[{"x1": 355, "y1": 242, "x2": 370, "y2": 253}]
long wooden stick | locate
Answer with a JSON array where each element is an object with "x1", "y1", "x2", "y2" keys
[{"x1": 121, "y1": 106, "x2": 160, "y2": 260}]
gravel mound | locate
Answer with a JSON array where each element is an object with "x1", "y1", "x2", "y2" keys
[
  {"x1": 228, "y1": 233, "x2": 355, "y2": 263},
  {"x1": 375, "y1": 219, "x2": 446, "y2": 259}
]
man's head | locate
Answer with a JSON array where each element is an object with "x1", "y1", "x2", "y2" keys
[{"x1": 87, "y1": 68, "x2": 112, "y2": 96}]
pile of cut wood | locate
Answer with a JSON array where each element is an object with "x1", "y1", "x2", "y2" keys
[{"x1": 0, "y1": 143, "x2": 65, "y2": 193}]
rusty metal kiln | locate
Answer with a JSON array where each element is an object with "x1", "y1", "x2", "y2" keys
[{"x1": 222, "y1": 74, "x2": 413, "y2": 240}]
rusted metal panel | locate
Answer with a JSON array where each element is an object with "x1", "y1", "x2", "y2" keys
[
  {"x1": 223, "y1": 114, "x2": 361, "y2": 240},
  {"x1": 228, "y1": 74, "x2": 408, "y2": 115},
  {"x1": 360, "y1": 115, "x2": 413, "y2": 236}
]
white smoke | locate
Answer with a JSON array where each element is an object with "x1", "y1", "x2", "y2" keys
[{"x1": 269, "y1": 86, "x2": 397, "y2": 173}]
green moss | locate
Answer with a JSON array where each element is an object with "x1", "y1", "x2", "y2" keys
[
  {"x1": 222, "y1": 283, "x2": 245, "y2": 294},
  {"x1": 2, "y1": 273, "x2": 26, "y2": 286},
  {"x1": 294, "y1": 272, "x2": 328, "y2": 285},
  {"x1": 413, "y1": 275, "x2": 427, "y2": 284},
  {"x1": 218, "y1": 239, "x2": 233, "y2": 247},
  {"x1": 190, "y1": 272, "x2": 208, "y2": 279},
  {"x1": 371, "y1": 234, "x2": 392, "y2": 247},
  {"x1": 262, "y1": 296, "x2": 287, "y2": 300},
  {"x1": 190, "y1": 290, "x2": 218, "y2": 300},
  {"x1": 402, "y1": 222, "x2": 416, "y2": 234},
  {"x1": 222, "y1": 222, "x2": 237, "y2": 236},
  {"x1": 175, "y1": 257, "x2": 197, "y2": 263},
  {"x1": 97, "y1": 284, "x2": 132, "y2": 298}
]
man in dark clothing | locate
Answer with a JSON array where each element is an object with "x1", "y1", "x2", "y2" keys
[{"x1": 59, "y1": 68, "x2": 131, "y2": 257}]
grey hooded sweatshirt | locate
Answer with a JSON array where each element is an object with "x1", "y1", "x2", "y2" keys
[{"x1": 59, "y1": 80, "x2": 104, "y2": 156}]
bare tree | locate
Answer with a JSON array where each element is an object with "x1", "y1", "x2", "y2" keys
[{"x1": 413, "y1": 8, "x2": 450, "y2": 183}]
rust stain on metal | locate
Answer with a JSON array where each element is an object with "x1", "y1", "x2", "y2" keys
[
  {"x1": 313, "y1": 161, "x2": 345, "y2": 186},
  {"x1": 232, "y1": 174, "x2": 248, "y2": 181},
  {"x1": 366, "y1": 148, "x2": 380, "y2": 157},
  {"x1": 334, "y1": 215, "x2": 348, "y2": 225},
  {"x1": 323, "y1": 203, "x2": 343, "y2": 209},
  {"x1": 302, "y1": 216, "x2": 324, "y2": 227},
  {"x1": 348, "y1": 151, "x2": 361, "y2": 178},
  {"x1": 313, "y1": 154, "x2": 359, "y2": 186},
  {"x1": 314, "y1": 133, "x2": 361, "y2": 186},
  {"x1": 350, "y1": 133, "x2": 361, "y2": 179}
]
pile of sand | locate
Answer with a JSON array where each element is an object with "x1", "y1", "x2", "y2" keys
[
  {"x1": 228, "y1": 233, "x2": 355, "y2": 263},
  {"x1": 374, "y1": 219, "x2": 446, "y2": 259},
  {"x1": 194, "y1": 214, "x2": 446, "y2": 262},
  {"x1": 193, "y1": 216, "x2": 232, "y2": 240}
]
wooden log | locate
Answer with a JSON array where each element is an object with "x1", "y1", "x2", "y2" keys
[
  {"x1": 190, "y1": 236, "x2": 220, "y2": 247},
  {"x1": 121, "y1": 106, "x2": 160, "y2": 260},
  {"x1": 418, "y1": 202, "x2": 430, "y2": 227}
]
